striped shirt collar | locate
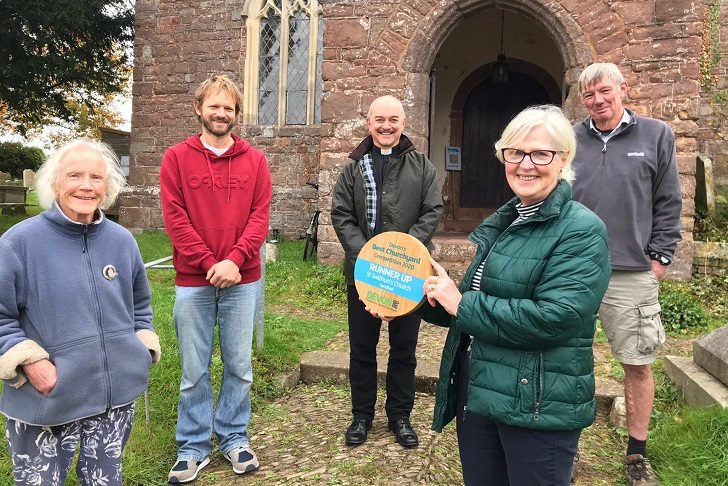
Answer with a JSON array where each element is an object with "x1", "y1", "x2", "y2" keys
[{"x1": 514, "y1": 200, "x2": 544, "y2": 221}]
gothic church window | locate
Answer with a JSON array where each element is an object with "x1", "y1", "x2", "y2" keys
[{"x1": 245, "y1": 0, "x2": 323, "y2": 126}]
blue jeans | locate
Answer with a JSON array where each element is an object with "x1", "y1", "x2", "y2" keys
[{"x1": 173, "y1": 280, "x2": 261, "y2": 460}]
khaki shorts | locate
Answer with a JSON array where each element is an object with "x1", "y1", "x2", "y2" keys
[{"x1": 598, "y1": 270, "x2": 665, "y2": 365}]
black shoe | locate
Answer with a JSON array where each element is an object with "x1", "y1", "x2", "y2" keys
[
  {"x1": 345, "y1": 417, "x2": 372, "y2": 446},
  {"x1": 389, "y1": 417, "x2": 419, "y2": 448}
]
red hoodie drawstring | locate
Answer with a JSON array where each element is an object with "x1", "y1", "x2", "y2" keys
[
  {"x1": 204, "y1": 151, "x2": 215, "y2": 192},
  {"x1": 227, "y1": 156, "x2": 232, "y2": 203}
]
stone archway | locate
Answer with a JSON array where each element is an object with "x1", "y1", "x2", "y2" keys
[
  {"x1": 318, "y1": 0, "x2": 597, "y2": 263},
  {"x1": 393, "y1": 1, "x2": 594, "y2": 233},
  {"x1": 395, "y1": 0, "x2": 595, "y2": 143}
]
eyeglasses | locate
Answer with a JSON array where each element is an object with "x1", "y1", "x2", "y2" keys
[{"x1": 501, "y1": 148, "x2": 562, "y2": 165}]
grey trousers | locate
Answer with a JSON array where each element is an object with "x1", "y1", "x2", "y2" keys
[{"x1": 5, "y1": 403, "x2": 135, "y2": 486}]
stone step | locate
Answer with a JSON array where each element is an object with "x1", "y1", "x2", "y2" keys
[
  {"x1": 443, "y1": 263, "x2": 470, "y2": 284},
  {"x1": 431, "y1": 235, "x2": 477, "y2": 264},
  {"x1": 693, "y1": 325, "x2": 728, "y2": 387},
  {"x1": 663, "y1": 355, "x2": 728, "y2": 408},
  {"x1": 300, "y1": 350, "x2": 623, "y2": 417}
]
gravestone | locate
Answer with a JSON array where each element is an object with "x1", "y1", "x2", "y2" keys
[
  {"x1": 695, "y1": 154, "x2": 715, "y2": 217},
  {"x1": 693, "y1": 325, "x2": 728, "y2": 387},
  {"x1": 664, "y1": 324, "x2": 728, "y2": 408},
  {"x1": 0, "y1": 171, "x2": 10, "y2": 182},
  {"x1": 265, "y1": 241, "x2": 278, "y2": 263},
  {"x1": 23, "y1": 169, "x2": 36, "y2": 190}
]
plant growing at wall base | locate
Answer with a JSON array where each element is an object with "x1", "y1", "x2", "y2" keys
[{"x1": 658, "y1": 281, "x2": 710, "y2": 334}]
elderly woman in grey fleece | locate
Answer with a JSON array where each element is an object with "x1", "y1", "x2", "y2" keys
[{"x1": 0, "y1": 139, "x2": 161, "y2": 486}]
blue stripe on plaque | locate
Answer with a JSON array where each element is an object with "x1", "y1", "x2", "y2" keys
[{"x1": 354, "y1": 258, "x2": 425, "y2": 304}]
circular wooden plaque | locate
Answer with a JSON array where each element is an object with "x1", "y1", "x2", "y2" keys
[{"x1": 354, "y1": 231, "x2": 433, "y2": 318}]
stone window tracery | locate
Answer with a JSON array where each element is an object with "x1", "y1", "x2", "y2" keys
[{"x1": 245, "y1": 0, "x2": 323, "y2": 126}]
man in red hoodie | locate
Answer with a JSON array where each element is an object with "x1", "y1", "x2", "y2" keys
[{"x1": 160, "y1": 74, "x2": 272, "y2": 484}]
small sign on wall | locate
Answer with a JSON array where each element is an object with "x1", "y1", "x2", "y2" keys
[{"x1": 446, "y1": 146, "x2": 461, "y2": 171}]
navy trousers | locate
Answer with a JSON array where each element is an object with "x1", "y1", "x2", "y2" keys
[
  {"x1": 456, "y1": 348, "x2": 580, "y2": 486},
  {"x1": 347, "y1": 285, "x2": 420, "y2": 422}
]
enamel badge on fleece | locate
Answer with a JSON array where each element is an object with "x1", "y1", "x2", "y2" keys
[{"x1": 102, "y1": 264, "x2": 118, "y2": 281}]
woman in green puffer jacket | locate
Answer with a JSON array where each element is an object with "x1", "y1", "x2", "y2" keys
[{"x1": 421, "y1": 105, "x2": 611, "y2": 486}]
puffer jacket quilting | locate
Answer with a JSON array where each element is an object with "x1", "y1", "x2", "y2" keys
[{"x1": 422, "y1": 181, "x2": 611, "y2": 432}]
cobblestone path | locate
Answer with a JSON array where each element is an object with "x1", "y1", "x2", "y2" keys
[
  {"x1": 215, "y1": 387, "x2": 463, "y2": 485},
  {"x1": 198, "y1": 325, "x2": 692, "y2": 484},
  {"x1": 202, "y1": 325, "x2": 462, "y2": 485}
]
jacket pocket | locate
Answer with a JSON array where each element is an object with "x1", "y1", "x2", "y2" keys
[
  {"x1": 518, "y1": 353, "x2": 537, "y2": 414},
  {"x1": 39, "y1": 340, "x2": 106, "y2": 425},
  {"x1": 637, "y1": 303, "x2": 665, "y2": 355},
  {"x1": 105, "y1": 330, "x2": 153, "y2": 406},
  {"x1": 533, "y1": 353, "x2": 543, "y2": 421},
  {"x1": 517, "y1": 352, "x2": 544, "y2": 421}
]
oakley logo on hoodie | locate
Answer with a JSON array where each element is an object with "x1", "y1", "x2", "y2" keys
[{"x1": 188, "y1": 174, "x2": 249, "y2": 189}]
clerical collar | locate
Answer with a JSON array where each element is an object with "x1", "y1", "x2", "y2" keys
[{"x1": 373, "y1": 144, "x2": 400, "y2": 157}]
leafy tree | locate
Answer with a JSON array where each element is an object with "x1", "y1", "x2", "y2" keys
[
  {"x1": 34, "y1": 87, "x2": 128, "y2": 149},
  {"x1": 0, "y1": 142, "x2": 45, "y2": 178},
  {"x1": 0, "y1": 0, "x2": 134, "y2": 135}
]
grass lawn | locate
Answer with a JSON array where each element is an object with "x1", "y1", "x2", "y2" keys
[
  {"x1": 0, "y1": 235, "x2": 347, "y2": 484},
  {"x1": 0, "y1": 190, "x2": 43, "y2": 233},
  {"x1": 651, "y1": 406, "x2": 728, "y2": 485},
  {"x1": 1, "y1": 210, "x2": 727, "y2": 484}
]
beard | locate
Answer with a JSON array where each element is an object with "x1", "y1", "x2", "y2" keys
[{"x1": 201, "y1": 115, "x2": 236, "y2": 137}]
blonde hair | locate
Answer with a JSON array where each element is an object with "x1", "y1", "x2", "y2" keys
[
  {"x1": 578, "y1": 63, "x2": 624, "y2": 94},
  {"x1": 194, "y1": 74, "x2": 243, "y2": 117},
  {"x1": 494, "y1": 105, "x2": 576, "y2": 182},
  {"x1": 36, "y1": 139, "x2": 126, "y2": 210}
]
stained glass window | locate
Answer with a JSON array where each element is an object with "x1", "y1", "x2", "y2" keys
[
  {"x1": 249, "y1": 0, "x2": 323, "y2": 126},
  {"x1": 286, "y1": 11, "x2": 310, "y2": 125},
  {"x1": 314, "y1": 15, "x2": 323, "y2": 124},
  {"x1": 258, "y1": 9, "x2": 281, "y2": 125}
]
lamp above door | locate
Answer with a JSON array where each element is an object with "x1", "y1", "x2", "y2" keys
[{"x1": 492, "y1": 10, "x2": 509, "y2": 84}]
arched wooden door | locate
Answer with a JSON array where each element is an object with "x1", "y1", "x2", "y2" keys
[{"x1": 445, "y1": 66, "x2": 557, "y2": 232}]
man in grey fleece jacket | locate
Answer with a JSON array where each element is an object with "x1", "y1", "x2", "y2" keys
[{"x1": 571, "y1": 63, "x2": 681, "y2": 486}]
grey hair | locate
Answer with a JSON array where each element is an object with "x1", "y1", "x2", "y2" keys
[
  {"x1": 494, "y1": 105, "x2": 576, "y2": 183},
  {"x1": 36, "y1": 138, "x2": 127, "y2": 210},
  {"x1": 366, "y1": 95, "x2": 406, "y2": 120},
  {"x1": 578, "y1": 63, "x2": 625, "y2": 94}
]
